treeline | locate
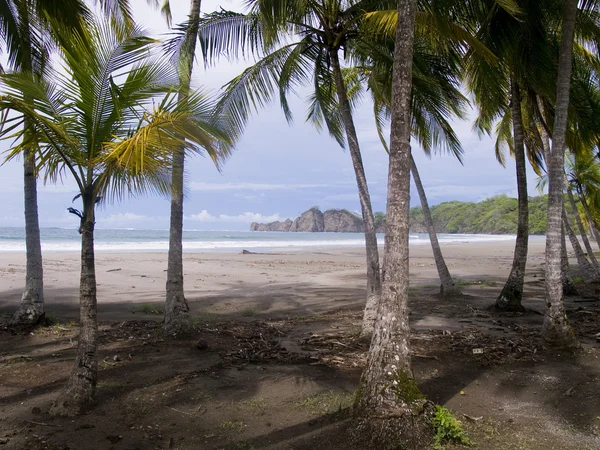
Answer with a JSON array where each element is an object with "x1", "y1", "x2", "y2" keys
[{"x1": 408, "y1": 195, "x2": 550, "y2": 234}]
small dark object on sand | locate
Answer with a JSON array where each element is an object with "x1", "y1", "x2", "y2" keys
[{"x1": 196, "y1": 339, "x2": 209, "y2": 350}]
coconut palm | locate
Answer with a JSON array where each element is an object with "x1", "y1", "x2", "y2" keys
[
  {"x1": 0, "y1": 0, "x2": 89, "y2": 325},
  {"x1": 354, "y1": 17, "x2": 469, "y2": 297},
  {"x1": 355, "y1": 0, "x2": 432, "y2": 444},
  {"x1": 195, "y1": 0, "x2": 388, "y2": 335},
  {"x1": 1, "y1": 0, "x2": 169, "y2": 326},
  {"x1": 542, "y1": 0, "x2": 580, "y2": 348},
  {"x1": 0, "y1": 18, "x2": 234, "y2": 415}
]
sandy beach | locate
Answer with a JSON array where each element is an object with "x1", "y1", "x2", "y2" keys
[{"x1": 0, "y1": 240, "x2": 547, "y2": 321}]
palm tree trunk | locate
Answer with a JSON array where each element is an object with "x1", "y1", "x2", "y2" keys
[
  {"x1": 11, "y1": 6, "x2": 44, "y2": 326},
  {"x1": 567, "y1": 189, "x2": 599, "y2": 268},
  {"x1": 356, "y1": 0, "x2": 433, "y2": 445},
  {"x1": 329, "y1": 50, "x2": 381, "y2": 337},
  {"x1": 543, "y1": 0, "x2": 579, "y2": 348},
  {"x1": 409, "y1": 153, "x2": 460, "y2": 296},
  {"x1": 164, "y1": 0, "x2": 202, "y2": 336},
  {"x1": 563, "y1": 206, "x2": 597, "y2": 283},
  {"x1": 11, "y1": 145, "x2": 44, "y2": 325},
  {"x1": 495, "y1": 77, "x2": 527, "y2": 312},
  {"x1": 50, "y1": 196, "x2": 98, "y2": 416},
  {"x1": 562, "y1": 224, "x2": 578, "y2": 295},
  {"x1": 577, "y1": 188, "x2": 600, "y2": 249}
]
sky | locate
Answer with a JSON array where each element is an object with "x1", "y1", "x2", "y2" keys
[{"x1": 0, "y1": 0, "x2": 542, "y2": 230}]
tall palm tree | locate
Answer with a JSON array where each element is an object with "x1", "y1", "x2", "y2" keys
[
  {"x1": 195, "y1": 0, "x2": 386, "y2": 335},
  {"x1": 0, "y1": 18, "x2": 234, "y2": 415},
  {"x1": 163, "y1": 0, "x2": 202, "y2": 336},
  {"x1": 464, "y1": 0, "x2": 559, "y2": 312},
  {"x1": 353, "y1": 24, "x2": 468, "y2": 297},
  {"x1": 0, "y1": 0, "x2": 88, "y2": 325},
  {"x1": 542, "y1": 0, "x2": 580, "y2": 348},
  {"x1": 355, "y1": 0, "x2": 433, "y2": 444}
]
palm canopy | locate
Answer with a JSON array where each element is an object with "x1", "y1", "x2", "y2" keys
[
  {"x1": 191, "y1": 0, "x2": 486, "y2": 147},
  {"x1": 0, "y1": 17, "x2": 234, "y2": 212}
]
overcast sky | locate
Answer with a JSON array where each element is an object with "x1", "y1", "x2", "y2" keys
[{"x1": 0, "y1": 0, "x2": 541, "y2": 230}]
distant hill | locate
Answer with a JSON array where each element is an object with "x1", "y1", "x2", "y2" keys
[
  {"x1": 250, "y1": 195, "x2": 573, "y2": 234},
  {"x1": 409, "y1": 194, "x2": 551, "y2": 235}
]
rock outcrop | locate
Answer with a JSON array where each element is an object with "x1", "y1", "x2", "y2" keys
[
  {"x1": 251, "y1": 208, "x2": 368, "y2": 232},
  {"x1": 290, "y1": 208, "x2": 324, "y2": 232},
  {"x1": 323, "y1": 209, "x2": 362, "y2": 232},
  {"x1": 250, "y1": 219, "x2": 293, "y2": 232}
]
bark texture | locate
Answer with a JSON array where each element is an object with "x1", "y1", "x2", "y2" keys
[
  {"x1": 542, "y1": 0, "x2": 580, "y2": 348},
  {"x1": 50, "y1": 198, "x2": 98, "y2": 416},
  {"x1": 567, "y1": 189, "x2": 599, "y2": 269},
  {"x1": 561, "y1": 224, "x2": 578, "y2": 295},
  {"x1": 12, "y1": 146, "x2": 44, "y2": 325},
  {"x1": 330, "y1": 50, "x2": 381, "y2": 337},
  {"x1": 563, "y1": 208, "x2": 598, "y2": 283},
  {"x1": 578, "y1": 189, "x2": 600, "y2": 249},
  {"x1": 355, "y1": 1, "x2": 434, "y2": 447},
  {"x1": 164, "y1": 0, "x2": 202, "y2": 336},
  {"x1": 11, "y1": 8, "x2": 44, "y2": 326},
  {"x1": 410, "y1": 154, "x2": 460, "y2": 296},
  {"x1": 495, "y1": 78, "x2": 527, "y2": 312}
]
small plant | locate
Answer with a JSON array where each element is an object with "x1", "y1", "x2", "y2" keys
[
  {"x1": 295, "y1": 391, "x2": 353, "y2": 415},
  {"x1": 238, "y1": 397, "x2": 266, "y2": 413},
  {"x1": 129, "y1": 304, "x2": 164, "y2": 315},
  {"x1": 240, "y1": 307, "x2": 259, "y2": 317},
  {"x1": 220, "y1": 420, "x2": 246, "y2": 433},
  {"x1": 432, "y1": 405, "x2": 472, "y2": 449},
  {"x1": 572, "y1": 276, "x2": 585, "y2": 285}
]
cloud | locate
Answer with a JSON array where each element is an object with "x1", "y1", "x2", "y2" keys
[
  {"x1": 189, "y1": 182, "x2": 331, "y2": 191},
  {"x1": 187, "y1": 210, "x2": 284, "y2": 223}
]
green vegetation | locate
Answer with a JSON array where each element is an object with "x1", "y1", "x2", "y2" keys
[
  {"x1": 401, "y1": 194, "x2": 577, "y2": 235},
  {"x1": 129, "y1": 304, "x2": 164, "y2": 315},
  {"x1": 295, "y1": 391, "x2": 353, "y2": 415},
  {"x1": 432, "y1": 405, "x2": 473, "y2": 449}
]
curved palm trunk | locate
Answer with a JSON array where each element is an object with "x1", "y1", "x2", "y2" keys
[
  {"x1": 164, "y1": 0, "x2": 201, "y2": 336},
  {"x1": 567, "y1": 189, "x2": 599, "y2": 269},
  {"x1": 12, "y1": 146, "x2": 44, "y2": 325},
  {"x1": 543, "y1": 0, "x2": 579, "y2": 348},
  {"x1": 356, "y1": 1, "x2": 433, "y2": 445},
  {"x1": 409, "y1": 153, "x2": 460, "y2": 296},
  {"x1": 329, "y1": 50, "x2": 381, "y2": 337},
  {"x1": 562, "y1": 224, "x2": 578, "y2": 295},
  {"x1": 50, "y1": 197, "x2": 98, "y2": 416},
  {"x1": 578, "y1": 188, "x2": 600, "y2": 249},
  {"x1": 495, "y1": 78, "x2": 528, "y2": 312},
  {"x1": 563, "y1": 207, "x2": 598, "y2": 283}
]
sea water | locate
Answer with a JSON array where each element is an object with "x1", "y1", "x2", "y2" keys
[{"x1": 0, "y1": 227, "x2": 535, "y2": 253}]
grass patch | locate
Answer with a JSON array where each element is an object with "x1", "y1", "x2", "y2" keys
[
  {"x1": 237, "y1": 397, "x2": 266, "y2": 414},
  {"x1": 456, "y1": 279, "x2": 497, "y2": 288},
  {"x1": 193, "y1": 311, "x2": 221, "y2": 324},
  {"x1": 295, "y1": 390, "x2": 353, "y2": 415},
  {"x1": 220, "y1": 420, "x2": 246, "y2": 433},
  {"x1": 432, "y1": 405, "x2": 472, "y2": 449},
  {"x1": 240, "y1": 307, "x2": 260, "y2": 317},
  {"x1": 129, "y1": 304, "x2": 164, "y2": 315},
  {"x1": 572, "y1": 276, "x2": 585, "y2": 285}
]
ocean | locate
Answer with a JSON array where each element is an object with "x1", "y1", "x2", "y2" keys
[{"x1": 0, "y1": 227, "x2": 531, "y2": 253}]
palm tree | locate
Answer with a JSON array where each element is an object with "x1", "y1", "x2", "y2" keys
[
  {"x1": 195, "y1": 0, "x2": 385, "y2": 335},
  {"x1": 542, "y1": 0, "x2": 580, "y2": 348},
  {"x1": 0, "y1": 18, "x2": 234, "y2": 415},
  {"x1": 0, "y1": 0, "x2": 89, "y2": 325},
  {"x1": 163, "y1": 0, "x2": 202, "y2": 336},
  {"x1": 355, "y1": 0, "x2": 433, "y2": 444},
  {"x1": 464, "y1": 0, "x2": 558, "y2": 312},
  {"x1": 354, "y1": 25, "x2": 468, "y2": 297}
]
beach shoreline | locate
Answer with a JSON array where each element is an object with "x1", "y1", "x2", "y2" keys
[{"x1": 0, "y1": 240, "x2": 547, "y2": 321}]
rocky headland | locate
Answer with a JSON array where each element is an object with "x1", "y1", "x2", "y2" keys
[{"x1": 250, "y1": 207, "x2": 381, "y2": 233}]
